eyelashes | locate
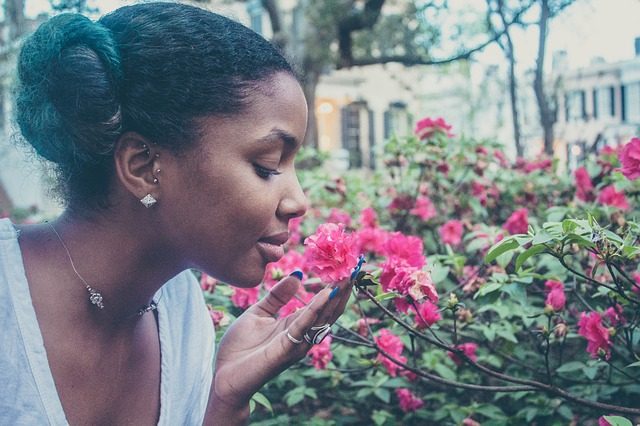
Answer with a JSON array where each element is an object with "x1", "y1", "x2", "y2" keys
[{"x1": 253, "y1": 164, "x2": 282, "y2": 179}]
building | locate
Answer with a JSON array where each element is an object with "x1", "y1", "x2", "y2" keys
[{"x1": 553, "y1": 41, "x2": 640, "y2": 170}]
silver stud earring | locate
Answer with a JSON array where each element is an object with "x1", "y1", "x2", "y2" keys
[
  {"x1": 140, "y1": 194, "x2": 157, "y2": 208},
  {"x1": 153, "y1": 178, "x2": 159, "y2": 184}
]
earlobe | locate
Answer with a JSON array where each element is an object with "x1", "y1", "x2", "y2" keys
[{"x1": 114, "y1": 132, "x2": 162, "y2": 205}]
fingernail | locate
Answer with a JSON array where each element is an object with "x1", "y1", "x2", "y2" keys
[
  {"x1": 329, "y1": 286, "x2": 339, "y2": 300},
  {"x1": 289, "y1": 270, "x2": 303, "y2": 280}
]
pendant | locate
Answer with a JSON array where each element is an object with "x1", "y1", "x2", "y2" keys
[{"x1": 87, "y1": 287, "x2": 105, "y2": 309}]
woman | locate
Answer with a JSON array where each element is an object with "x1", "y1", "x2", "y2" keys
[{"x1": 1, "y1": 3, "x2": 352, "y2": 425}]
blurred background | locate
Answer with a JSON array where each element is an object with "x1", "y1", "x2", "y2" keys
[{"x1": 1, "y1": 0, "x2": 639, "y2": 216}]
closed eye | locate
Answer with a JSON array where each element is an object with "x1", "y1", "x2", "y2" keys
[{"x1": 254, "y1": 164, "x2": 282, "y2": 179}]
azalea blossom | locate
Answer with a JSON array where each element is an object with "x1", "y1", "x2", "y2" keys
[
  {"x1": 597, "y1": 185, "x2": 630, "y2": 210},
  {"x1": 395, "y1": 388, "x2": 424, "y2": 412},
  {"x1": 448, "y1": 342, "x2": 478, "y2": 366},
  {"x1": 354, "y1": 226, "x2": 388, "y2": 256},
  {"x1": 375, "y1": 329, "x2": 406, "y2": 377},
  {"x1": 439, "y1": 220, "x2": 464, "y2": 246},
  {"x1": 544, "y1": 280, "x2": 566, "y2": 311},
  {"x1": 414, "y1": 116, "x2": 453, "y2": 140},
  {"x1": 577, "y1": 312, "x2": 612, "y2": 359},
  {"x1": 304, "y1": 223, "x2": 359, "y2": 283},
  {"x1": 359, "y1": 207, "x2": 378, "y2": 228},
  {"x1": 503, "y1": 208, "x2": 529, "y2": 235},
  {"x1": 604, "y1": 304, "x2": 626, "y2": 327},
  {"x1": 632, "y1": 272, "x2": 640, "y2": 295},
  {"x1": 307, "y1": 335, "x2": 333, "y2": 370},
  {"x1": 278, "y1": 288, "x2": 313, "y2": 318},
  {"x1": 409, "y1": 195, "x2": 437, "y2": 221},
  {"x1": 263, "y1": 250, "x2": 306, "y2": 289},
  {"x1": 288, "y1": 216, "x2": 304, "y2": 246},
  {"x1": 200, "y1": 273, "x2": 218, "y2": 293},
  {"x1": 327, "y1": 208, "x2": 352, "y2": 227},
  {"x1": 230, "y1": 286, "x2": 260, "y2": 309},
  {"x1": 383, "y1": 231, "x2": 426, "y2": 268},
  {"x1": 574, "y1": 167, "x2": 594, "y2": 202},
  {"x1": 619, "y1": 137, "x2": 640, "y2": 180},
  {"x1": 493, "y1": 149, "x2": 509, "y2": 167},
  {"x1": 413, "y1": 300, "x2": 441, "y2": 328}
]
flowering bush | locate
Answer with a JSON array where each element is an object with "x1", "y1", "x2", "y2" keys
[{"x1": 203, "y1": 122, "x2": 640, "y2": 424}]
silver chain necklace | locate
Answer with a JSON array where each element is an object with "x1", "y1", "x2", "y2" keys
[{"x1": 48, "y1": 222, "x2": 159, "y2": 316}]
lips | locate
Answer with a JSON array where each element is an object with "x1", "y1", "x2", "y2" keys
[{"x1": 256, "y1": 231, "x2": 289, "y2": 263}]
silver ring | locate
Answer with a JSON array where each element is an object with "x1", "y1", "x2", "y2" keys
[
  {"x1": 303, "y1": 323, "x2": 331, "y2": 345},
  {"x1": 286, "y1": 330, "x2": 304, "y2": 345}
]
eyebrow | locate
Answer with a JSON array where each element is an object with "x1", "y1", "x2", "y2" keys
[{"x1": 257, "y1": 128, "x2": 300, "y2": 149}]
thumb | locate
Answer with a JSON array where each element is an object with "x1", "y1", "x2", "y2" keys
[{"x1": 248, "y1": 272, "x2": 302, "y2": 317}]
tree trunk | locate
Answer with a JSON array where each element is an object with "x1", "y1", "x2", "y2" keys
[
  {"x1": 534, "y1": 0, "x2": 555, "y2": 155},
  {"x1": 5, "y1": 0, "x2": 26, "y2": 41},
  {"x1": 496, "y1": 0, "x2": 523, "y2": 157}
]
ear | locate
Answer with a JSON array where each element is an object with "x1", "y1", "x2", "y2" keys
[{"x1": 114, "y1": 132, "x2": 162, "y2": 205}]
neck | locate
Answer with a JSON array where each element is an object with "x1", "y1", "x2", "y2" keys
[{"x1": 46, "y1": 210, "x2": 185, "y2": 326}]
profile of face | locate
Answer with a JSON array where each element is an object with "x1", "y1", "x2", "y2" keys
[{"x1": 160, "y1": 72, "x2": 308, "y2": 286}]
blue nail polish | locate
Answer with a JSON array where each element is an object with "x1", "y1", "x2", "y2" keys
[
  {"x1": 329, "y1": 286, "x2": 339, "y2": 300},
  {"x1": 289, "y1": 270, "x2": 303, "y2": 280},
  {"x1": 350, "y1": 255, "x2": 366, "y2": 280}
]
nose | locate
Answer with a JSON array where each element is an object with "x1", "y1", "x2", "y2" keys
[{"x1": 277, "y1": 171, "x2": 308, "y2": 219}]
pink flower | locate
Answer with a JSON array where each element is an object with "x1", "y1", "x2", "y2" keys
[
  {"x1": 354, "y1": 227, "x2": 388, "y2": 256},
  {"x1": 207, "y1": 306, "x2": 228, "y2": 328},
  {"x1": 356, "y1": 317, "x2": 380, "y2": 337},
  {"x1": 599, "y1": 416, "x2": 613, "y2": 426},
  {"x1": 604, "y1": 304, "x2": 626, "y2": 327},
  {"x1": 409, "y1": 195, "x2": 437, "y2": 221},
  {"x1": 383, "y1": 232, "x2": 426, "y2": 268},
  {"x1": 448, "y1": 342, "x2": 478, "y2": 366},
  {"x1": 493, "y1": 149, "x2": 509, "y2": 167},
  {"x1": 544, "y1": 280, "x2": 566, "y2": 311},
  {"x1": 230, "y1": 286, "x2": 260, "y2": 309},
  {"x1": 304, "y1": 223, "x2": 359, "y2": 283},
  {"x1": 413, "y1": 301, "x2": 441, "y2": 328},
  {"x1": 278, "y1": 288, "x2": 313, "y2": 318},
  {"x1": 619, "y1": 137, "x2": 640, "y2": 180},
  {"x1": 414, "y1": 116, "x2": 453, "y2": 139},
  {"x1": 632, "y1": 272, "x2": 640, "y2": 295},
  {"x1": 263, "y1": 250, "x2": 305, "y2": 290},
  {"x1": 200, "y1": 273, "x2": 218, "y2": 293},
  {"x1": 375, "y1": 329, "x2": 406, "y2": 377},
  {"x1": 577, "y1": 312, "x2": 612, "y2": 359},
  {"x1": 439, "y1": 220, "x2": 464, "y2": 246},
  {"x1": 327, "y1": 208, "x2": 352, "y2": 227},
  {"x1": 383, "y1": 265, "x2": 438, "y2": 303},
  {"x1": 388, "y1": 194, "x2": 414, "y2": 213},
  {"x1": 462, "y1": 419, "x2": 481, "y2": 426},
  {"x1": 395, "y1": 388, "x2": 424, "y2": 412},
  {"x1": 598, "y1": 185, "x2": 630, "y2": 210},
  {"x1": 288, "y1": 216, "x2": 304, "y2": 246},
  {"x1": 359, "y1": 207, "x2": 378, "y2": 228},
  {"x1": 307, "y1": 335, "x2": 333, "y2": 369},
  {"x1": 574, "y1": 167, "x2": 595, "y2": 202},
  {"x1": 503, "y1": 208, "x2": 529, "y2": 235},
  {"x1": 380, "y1": 257, "x2": 411, "y2": 292}
]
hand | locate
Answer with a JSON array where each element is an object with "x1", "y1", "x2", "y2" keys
[{"x1": 204, "y1": 274, "x2": 352, "y2": 424}]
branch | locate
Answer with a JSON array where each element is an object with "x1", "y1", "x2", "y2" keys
[{"x1": 338, "y1": 0, "x2": 386, "y2": 67}]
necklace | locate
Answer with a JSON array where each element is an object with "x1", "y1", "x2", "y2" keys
[{"x1": 48, "y1": 222, "x2": 159, "y2": 316}]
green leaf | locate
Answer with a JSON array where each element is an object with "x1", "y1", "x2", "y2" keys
[
  {"x1": 475, "y1": 282, "x2": 503, "y2": 298},
  {"x1": 625, "y1": 361, "x2": 640, "y2": 369},
  {"x1": 532, "y1": 230, "x2": 554, "y2": 245},
  {"x1": 557, "y1": 404, "x2": 573, "y2": 420},
  {"x1": 430, "y1": 263, "x2": 450, "y2": 284},
  {"x1": 515, "y1": 244, "x2": 546, "y2": 271},
  {"x1": 485, "y1": 238, "x2": 519, "y2": 263},
  {"x1": 556, "y1": 361, "x2": 586, "y2": 373},
  {"x1": 356, "y1": 388, "x2": 373, "y2": 399},
  {"x1": 251, "y1": 392, "x2": 273, "y2": 414},
  {"x1": 373, "y1": 388, "x2": 391, "y2": 403},
  {"x1": 375, "y1": 292, "x2": 398, "y2": 302},
  {"x1": 603, "y1": 416, "x2": 633, "y2": 426},
  {"x1": 434, "y1": 362, "x2": 457, "y2": 380},
  {"x1": 284, "y1": 387, "x2": 306, "y2": 407}
]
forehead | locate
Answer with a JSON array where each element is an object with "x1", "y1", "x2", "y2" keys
[{"x1": 195, "y1": 73, "x2": 308, "y2": 151}]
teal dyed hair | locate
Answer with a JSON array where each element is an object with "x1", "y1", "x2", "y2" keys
[
  {"x1": 14, "y1": 3, "x2": 294, "y2": 210},
  {"x1": 17, "y1": 13, "x2": 122, "y2": 166}
]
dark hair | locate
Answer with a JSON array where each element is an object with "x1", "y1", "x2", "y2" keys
[{"x1": 15, "y1": 2, "x2": 294, "y2": 209}]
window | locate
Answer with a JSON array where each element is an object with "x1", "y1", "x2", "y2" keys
[
  {"x1": 383, "y1": 102, "x2": 409, "y2": 139},
  {"x1": 566, "y1": 90, "x2": 586, "y2": 121},
  {"x1": 624, "y1": 82, "x2": 640, "y2": 122},
  {"x1": 594, "y1": 86, "x2": 614, "y2": 120}
]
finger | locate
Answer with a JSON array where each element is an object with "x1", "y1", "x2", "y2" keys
[
  {"x1": 327, "y1": 279, "x2": 355, "y2": 324},
  {"x1": 248, "y1": 274, "x2": 301, "y2": 317},
  {"x1": 282, "y1": 286, "x2": 333, "y2": 351}
]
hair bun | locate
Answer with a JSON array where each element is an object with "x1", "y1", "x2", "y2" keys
[{"x1": 16, "y1": 13, "x2": 123, "y2": 166}]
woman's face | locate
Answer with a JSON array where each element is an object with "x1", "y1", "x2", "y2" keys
[{"x1": 162, "y1": 72, "x2": 308, "y2": 286}]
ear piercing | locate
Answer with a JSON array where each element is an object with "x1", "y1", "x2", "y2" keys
[{"x1": 140, "y1": 194, "x2": 157, "y2": 208}]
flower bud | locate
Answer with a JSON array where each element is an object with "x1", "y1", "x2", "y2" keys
[
  {"x1": 608, "y1": 327, "x2": 617, "y2": 337},
  {"x1": 447, "y1": 293, "x2": 459, "y2": 309},
  {"x1": 554, "y1": 323, "x2": 568, "y2": 339}
]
